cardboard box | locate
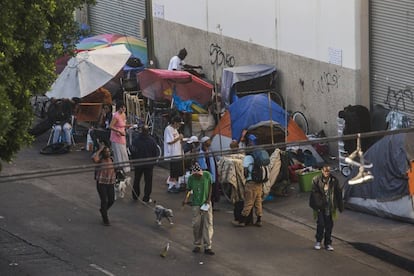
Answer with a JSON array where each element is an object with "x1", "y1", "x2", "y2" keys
[{"x1": 297, "y1": 170, "x2": 321, "y2": 192}]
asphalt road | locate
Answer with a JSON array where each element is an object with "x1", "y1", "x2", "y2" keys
[{"x1": 0, "y1": 133, "x2": 411, "y2": 276}]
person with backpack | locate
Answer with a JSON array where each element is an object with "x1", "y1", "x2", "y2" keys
[{"x1": 232, "y1": 134, "x2": 269, "y2": 227}]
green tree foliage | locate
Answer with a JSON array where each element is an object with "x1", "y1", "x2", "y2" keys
[{"x1": 0, "y1": 0, "x2": 95, "y2": 170}]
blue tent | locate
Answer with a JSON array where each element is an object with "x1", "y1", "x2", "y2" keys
[{"x1": 229, "y1": 94, "x2": 288, "y2": 141}]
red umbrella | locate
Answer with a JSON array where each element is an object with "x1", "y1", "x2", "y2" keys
[
  {"x1": 137, "y1": 69, "x2": 213, "y2": 105},
  {"x1": 55, "y1": 55, "x2": 72, "y2": 74}
]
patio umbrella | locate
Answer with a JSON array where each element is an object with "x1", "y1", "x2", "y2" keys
[
  {"x1": 137, "y1": 69, "x2": 213, "y2": 106},
  {"x1": 46, "y1": 44, "x2": 131, "y2": 99},
  {"x1": 76, "y1": 33, "x2": 148, "y2": 65}
]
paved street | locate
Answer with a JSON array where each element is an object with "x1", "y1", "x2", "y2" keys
[{"x1": 0, "y1": 133, "x2": 413, "y2": 275}]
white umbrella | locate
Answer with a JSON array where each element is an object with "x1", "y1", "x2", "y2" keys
[{"x1": 46, "y1": 44, "x2": 131, "y2": 99}]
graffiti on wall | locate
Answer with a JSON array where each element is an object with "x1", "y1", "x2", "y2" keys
[
  {"x1": 209, "y1": 43, "x2": 235, "y2": 67},
  {"x1": 384, "y1": 86, "x2": 414, "y2": 111},
  {"x1": 313, "y1": 70, "x2": 340, "y2": 94}
]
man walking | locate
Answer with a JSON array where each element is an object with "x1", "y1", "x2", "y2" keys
[
  {"x1": 130, "y1": 125, "x2": 158, "y2": 203},
  {"x1": 232, "y1": 134, "x2": 263, "y2": 227},
  {"x1": 309, "y1": 165, "x2": 344, "y2": 251},
  {"x1": 183, "y1": 163, "x2": 215, "y2": 255}
]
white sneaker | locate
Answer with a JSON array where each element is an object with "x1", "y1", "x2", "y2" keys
[
  {"x1": 314, "y1": 242, "x2": 321, "y2": 250},
  {"x1": 326, "y1": 244, "x2": 334, "y2": 251},
  {"x1": 143, "y1": 198, "x2": 152, "y2": 203}
]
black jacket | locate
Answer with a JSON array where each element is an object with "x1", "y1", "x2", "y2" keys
[
  {"x1": 130, "y1": 133, "x2": 158, "y2": 168},
  {"x1": 309, "y1": 174, "x2": 344, "y2": 213}
]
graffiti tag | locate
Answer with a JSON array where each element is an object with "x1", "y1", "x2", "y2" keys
[
  {"x1": 384, "y1": 86, "x2": 414, "y2": 112},
  {"x1": 209, "y1": 43, "x2": 235, "y2": 67},
  {"x1": 313, "y1": 70, "x2": 340, "y2": 94}
]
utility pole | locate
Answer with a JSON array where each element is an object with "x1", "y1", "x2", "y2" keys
[{"x1": 145, "y1": 0, "x2": 157, "y2": 68}]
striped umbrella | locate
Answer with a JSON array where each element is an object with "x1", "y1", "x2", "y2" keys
[{"x1": 76, "y1": 33, "x2": 148, "y2": 66}]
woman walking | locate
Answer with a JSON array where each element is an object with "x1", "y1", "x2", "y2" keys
[
  {"x1": 109, "y1": 102, "x2": 131, "y2": 173},
  {"x1": 92, "y1": 145, "x2": 116, "y2": 226}
]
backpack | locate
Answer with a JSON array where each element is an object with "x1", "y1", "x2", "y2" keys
[{"x1": 250, "y1": 149, "x2": 270, "y2": 183}]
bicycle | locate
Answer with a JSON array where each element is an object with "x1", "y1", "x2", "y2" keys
[{"x1": 291, "y1": 111, "x2": 309, "y2": 135}]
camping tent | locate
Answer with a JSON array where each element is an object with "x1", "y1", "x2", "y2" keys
[
  {"x1": 344, "y1": 133, "x2": 414, "y2": 223},
  {"x1": 211, "y1": 94, "x2": 307, "y2": 153},
  {"x1": 221, "y1": 64, "x2": 277, "y2": 107}
]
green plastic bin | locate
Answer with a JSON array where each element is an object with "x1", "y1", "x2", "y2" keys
[{"x1": 297, "y1": 170, "x2": 321, "y2": 192}]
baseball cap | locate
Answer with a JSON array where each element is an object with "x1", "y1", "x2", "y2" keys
[
  {"x1": 187, "y1": 136, "x2": 199, "y2": 144},
  {"x1": 247, "y1": 134, "x2": 257, "y2": 145},
  {"x1": 200, "y1": 136, "x2": 210, "y2": 143},
  {"x1": 247, "y1": 134, "x2": 257, "y2": 141}
]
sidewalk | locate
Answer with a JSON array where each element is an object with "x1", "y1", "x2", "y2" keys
[{"x1": 262, "y1": 169, "x2": 414, "y2": 270}]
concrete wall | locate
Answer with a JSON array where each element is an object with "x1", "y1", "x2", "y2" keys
[
  {"x1": 153, "y1": 0, "x2": 359, "y2": 69},
  {"x1": 153, "y1": 19, "x2": 358, "y2": 139}
]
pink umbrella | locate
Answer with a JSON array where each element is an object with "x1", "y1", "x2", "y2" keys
[{"x1": 137, "y1": 69, "x2": 213, "y2": 105}]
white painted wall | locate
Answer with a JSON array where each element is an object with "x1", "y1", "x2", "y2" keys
[{"x1": 153, "y1": 0, "x2": 359, "y2": 69}]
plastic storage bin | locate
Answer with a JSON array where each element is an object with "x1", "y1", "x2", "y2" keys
[{"x1": 297, "y1": 170, "x2": 321, "y2": 192}]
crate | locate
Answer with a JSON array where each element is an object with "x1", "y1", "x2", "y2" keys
[{"x1": 297, "y1": 170, "x2": 321, "y2": 192}]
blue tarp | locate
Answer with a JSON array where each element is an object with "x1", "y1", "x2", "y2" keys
[
  {"x1": 229, "y1": 94, "x2": 288, "y2": 141},
  {"x1": 173, "y1": 94, "x2": 194, "y2": 113}
]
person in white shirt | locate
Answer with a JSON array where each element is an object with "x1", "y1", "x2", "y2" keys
[
  {"x1": 168, "y1": 48, "x2": 202, "y2": 75},
  {"x1": 164, "y1": 116, "x2": 184, "y2": 192},
  {"x1": 168, "y1": 48, "x2": 188, "y2": 71}
]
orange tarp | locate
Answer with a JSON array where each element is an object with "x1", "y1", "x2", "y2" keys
[{"x1": 408, "y1": 161, "x2": 414, "y2": 196}]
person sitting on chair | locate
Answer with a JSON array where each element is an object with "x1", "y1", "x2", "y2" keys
[{"x1": 52, "y1": 98, "x2": 79, "y2": 145}]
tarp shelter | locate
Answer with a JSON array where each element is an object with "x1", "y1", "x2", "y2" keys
[
  {"x1": 211, "y1": 94, "x2": 307, "y2": 152},
  {"x1": 137, "y1": 69, "x2": 213, "y2": 106},
  {"x1": 344, "y1": 133, "x2": 414, "y2": 223},
  {"x1": 221, "y1": 64, "x2": 277, "y2": 107}
]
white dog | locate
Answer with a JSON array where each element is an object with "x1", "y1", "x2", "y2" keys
[{"x1": 115, "y1": 176, "x2": 131, "y2": 199}]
